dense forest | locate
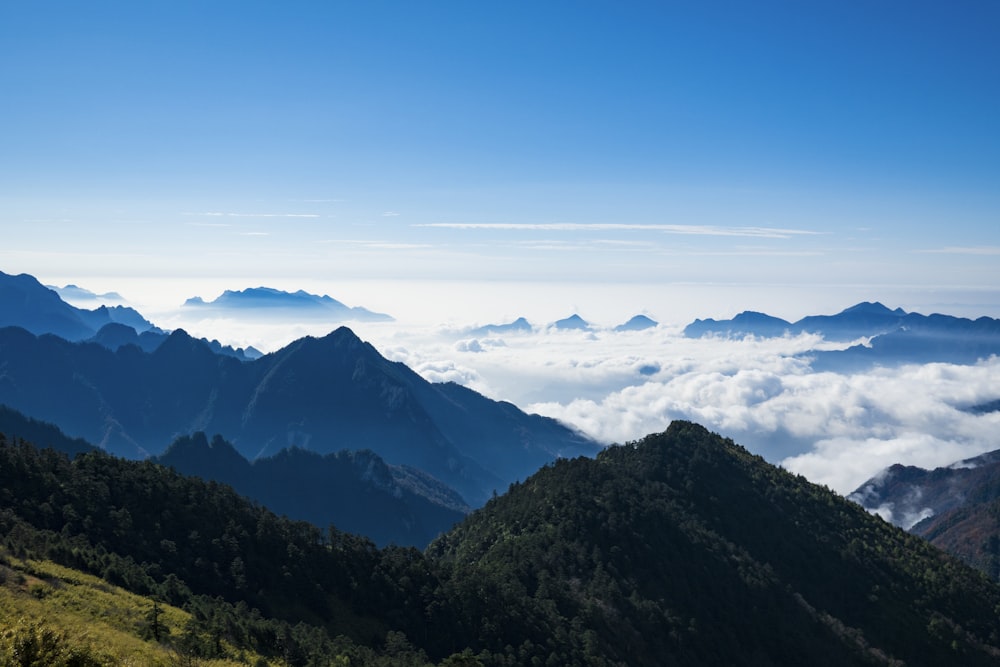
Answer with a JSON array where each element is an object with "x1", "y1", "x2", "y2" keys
[{"x1": 3, "y1": 422, "x2": 1000, "y2": 665}]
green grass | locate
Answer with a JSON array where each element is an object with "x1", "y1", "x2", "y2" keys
[{"x1": 0, "y1": 550, "x2": 270, "y2": 666}]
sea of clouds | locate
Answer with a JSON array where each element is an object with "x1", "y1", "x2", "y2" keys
[
  {"x1": 371, "y1": 323, "x2": 1000, "y2": 496},
  {"x1": 156, "y1": 307, "x2": 1000, "y2": 498}
]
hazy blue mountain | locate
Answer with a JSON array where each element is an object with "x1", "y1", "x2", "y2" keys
[
  {"x1": 184, "y1": 286, "x2": 393, "y2": 322},
  {"x1": 48, "y1": 283, "x2": 125, "y2": 303},
  {"x1": 684, "y1": 300, "x2": 1000, "y2": 368},
  {"x1": 795, "y1": 301, "x2": 907, "y2": 340},
  {"x1": 684, "y1": 301, "x2": 904, "y2": 340},
  {"x1": 468, "y1": 316, "x2": 533, "y2": 335},
  {"x1": 0, "y1": 270, "x2": 160, "y2": 340},
  {"x1": 0, "y1": 270, "x2": 97, "y2": 340},
  {"x1": 614, "y1": 314, "x2": 658, "y2": 331},
  {"x1": 810, "y1": 310, "x2": 1000, "y2": 370},
  {"x1": 0, "y1": 404, "x2": 96, "y2": 458},
  {"x1": 683, "y1": 310, "x2": 794, "y2": 338},
  {"x1": 0, "y1": 325, "x2": 599, "y2": 504},
  {"x1": 851, "y1": 448, "x2": 1000, "y2": 579},
  {"x1": 87, "y1": 322, "x2": 261, "y2": 360},
  {"x1": 553, "y1": 313, "x2": 590, "y2": 330},
  {"x1": 156, "y1": 432, "x2": 467, "y2": 547}
]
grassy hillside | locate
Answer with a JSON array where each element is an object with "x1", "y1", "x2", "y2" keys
[{"x1": 0, "y1": 550, "x2": 256, "y2": 666}]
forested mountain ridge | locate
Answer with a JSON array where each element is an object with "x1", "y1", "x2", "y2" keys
[
  {"x1": 3, "y1": 422, "x2": 1000, "y2": 665},
  {"x1": 430, "y1": 422, "x2": 1000, "y2": 665}
]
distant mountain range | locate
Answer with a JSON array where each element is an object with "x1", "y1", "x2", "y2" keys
[
  {"x1": 851, "y1": 437, "x2": 1000, "y2": 579},
  {"x1": 469, "y1": 314, "x2": 656, "y2": 336},
  {"x1": 0, "y1": 324, "x2": 598, "y2": 505},
  {"x1": 0, "y1": 270, "x2": 159, "y2": 341},
  {"x1": 184, "y1": 286, "x2": 393, "y2": 322},
  {"x1": 0, "y1": 271, "x2": 261, "y2": 360},
  {"x1": 49, "y1": 283, "x2": 126, "y2": 304},
  {"x1": 685, "y1": 301, "x2": 1000, "y2": 367}
]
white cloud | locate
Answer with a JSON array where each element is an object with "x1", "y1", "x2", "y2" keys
[
  {"x1": 416, "y1": 222, "x2": 823, "y2": 239},
  {"x1": 184, "y1": 212, "x2": 321, "y2": 218},
  {"x1": 917, "y1": 246, "x2": 1000, "y2": 255},
  {"x1": 153, "y1": 302, "x2": 1000, "y2": 498}
]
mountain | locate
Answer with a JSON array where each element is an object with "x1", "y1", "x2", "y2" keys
[
  {"x1": 183, "y1": 286, "x2": 393, "y2": 322},
  {"x1": 429, "y1": 421, "x2": 1000, "y2": 665},
  {"x1": 553, "y1": 313, "x2": 591, "y2": 330},
  {"x1": 468, "y1": 316, "x2": 533, "y2": 335},
  {"x1": 796, "y1": 301, "x2": 908, "y2": 340},
  {"x1": 6, "y1": 422, "x2": 1000, "y2": 665},
  {"x1": 684, "y1": 301, "x2": 908, "y2": 340},
  {"x1": 851, "y1": 448, "x2": 1000, "y2": 579},
  {"x1": 156, "y1": 432, "x2": 467, "y2": 548},
  {"x1": 86, "y1": 322, "x2": 262, "y2": 360},
  {"x1": 810, "y1": 311, "x2": 1000, "y2": 369},
  {"x1": 48, "y1": 283, "x2": 125, "y2": 303},
  {"x1": 0, "y1": 270, "x2": 160, "y2": 341},
  {"x1": 684, "y1": 301, "x2": 1000, "y2": 368},
  {"x1": 0, "y1": 404, "x2": 461, "y2": 548},
  {"x1": 0, "y1": 325, "x2": 599, "y2": 504},
  {"x1": 684, "y1": 310, "x2": 793, "y2": 338},
  {"x1": 614, "y1": 314, "x2": 658, "y2": 331},
  {"x1": 0, "y1": 403, "x2": 95, "y2": 457}
]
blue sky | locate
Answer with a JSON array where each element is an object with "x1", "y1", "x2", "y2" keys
[{"x1": 2, "y1": 1, "x2": 999, "y2": 323}]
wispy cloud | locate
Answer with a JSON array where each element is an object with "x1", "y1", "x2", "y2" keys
[
  {"x1": 917, "y1": 246, "x2": 1000, "y2": 256},
  {"x1": 416, "y1": 223, "x2": 823, "y2": 239},
  {"x1": 183, "y1": 212, "x2": 321, "y2": 219},
  {"x1": 318, "y1": 239, "x2": 432, "y2": 250},
  {"x1": 382, "y1": 211, "x2": 401, "y2": 217}
]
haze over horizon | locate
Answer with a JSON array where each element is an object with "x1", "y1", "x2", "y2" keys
[
  {"x1": 2, "y1": 1, "x2": 998, "y2": 323},
  {"x1": 2, "y1": 2, "x2": 999, "y2": 498}
]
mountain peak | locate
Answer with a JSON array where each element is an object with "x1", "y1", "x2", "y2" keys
[
  {"x1": 554, "y1": 314, "x2": 590, "y2": 330},
  {"x1": 615, "y1": 314, "x2": 658, "y2": 332},
  {"x1": 839, "y1": 301, "x2": 905, "y2": 316}
]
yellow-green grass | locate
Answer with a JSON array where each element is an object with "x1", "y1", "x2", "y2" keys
[{"x1": 0, "y1": 550, "x2": 272, "y2": 666}]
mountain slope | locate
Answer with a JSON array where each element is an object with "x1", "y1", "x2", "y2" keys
[
  {"x1": 851, "y1": 449, "x2": 1000, "y2": 579},
  {"x1": 0, "y1": 554, "x2": 263, "y2": 666},
  {"x1": 0, "y1": 270, "x2": 158, "y2": 341},
  {"x1": 0, "y1": 325, "x2": 599, "y2": 504},
  {"x1": 429, "y1": 421, "x2": 1000, "y2": 665},
  {"x1": 156, "y1": 432, "x2": 467, "y2": 548}
]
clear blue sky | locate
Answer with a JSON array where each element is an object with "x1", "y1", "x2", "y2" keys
[{"x1": 3, "y1": 1, "x2": 999, "y2": 321}]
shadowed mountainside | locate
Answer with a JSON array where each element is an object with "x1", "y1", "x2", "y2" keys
[{"x1": 0, "y1": 325, "x2": 599, "y2": 505}]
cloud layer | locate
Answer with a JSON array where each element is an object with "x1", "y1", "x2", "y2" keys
[
  {"x1": 158, "y1": 307, "x2": 1000, "y2": 497},
  {"x1": 374, "y1": 325, "x2": 1000, "y2": 495}
]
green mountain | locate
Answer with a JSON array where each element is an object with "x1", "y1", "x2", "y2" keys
[
  {"x1": 3, "y1": 422, "x2": 1000, "y2": 666},
  {"x1": 429, "y1": 422, "x2": 1000, "y2": 665}
]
